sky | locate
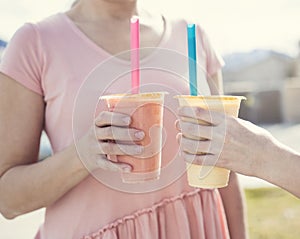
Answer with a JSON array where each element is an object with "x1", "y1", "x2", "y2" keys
[{"x1": 0, "y1": 0, "x2": 299, "y2": 56}]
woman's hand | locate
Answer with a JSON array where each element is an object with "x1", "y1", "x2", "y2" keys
[
  {"x1": 177, "y1": 106, "x2": 271, "y2": 177},
  {"x1": 76, "y1": 111, "x2": 145, "y2": 173}
]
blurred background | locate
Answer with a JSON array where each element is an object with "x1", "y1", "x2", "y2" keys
[{"x1": 0, "y1": 0, "x2": 300, "y2": 238}]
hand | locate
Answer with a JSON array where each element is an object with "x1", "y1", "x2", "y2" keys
[
  {"x1": 76, "y1": 111, "x2": 145, "y2": 172},
  {"x1": 177, "y1": 106, "x2": 272, "y2": 177}
]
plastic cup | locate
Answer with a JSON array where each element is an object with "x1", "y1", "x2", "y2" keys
[
  {"x1": 175, "y1": 95, "x2": 245, "y2": 188},
  {"x1": 101, "y1": 92, "x2": 166, "y2": 183}
]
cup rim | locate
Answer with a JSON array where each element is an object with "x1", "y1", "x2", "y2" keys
[
  {"x1": 100, "y1": 92, "x2": 169, "y2": 100},
  {"x1": 174, "y1": 95, "x2": 246, "y2": 101}
]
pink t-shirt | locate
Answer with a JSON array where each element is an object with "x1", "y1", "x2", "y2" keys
[{"x1": 0, "y1": 13, "x2": 228, "y2": 239}]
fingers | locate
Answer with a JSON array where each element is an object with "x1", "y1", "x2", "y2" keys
[
  {"x1": 95, "y1": 111, "x2": 131, "y2": 127},
  {"x1": 95, "y1": 111, "x2": 145, "y2": 144},
  {"x1": 95, "y1": 143, "x2": 143, "y2": 173},
  {"x1": 177, "y1": 128, "x2": 225, "y2": 168},
  {"x1": 177, "y1": 107, "x2": 226, "y2": 162},
  {"x1": 93, "y1": 111, "x2": 145, "y2": 158},
  {"x1": 97, "y1": 142, "x2": 144, "y2": 156},
  {"x1": 180, "y1": 136, "x2": 216, "y2": 154},
  {"x1": 181, "y1": 151, "x2": 221, "y2": 167},
  {"x1": 178, "y1": 106, "x2": 225, "y2": 126},
  {"x1": 96, "y1": 126, "x2": 145, "y2": 141},
  {"x1": 96, "y1": 155, "x2": 132, "y2": 172},
  {"x1": 179, "y1": 121, "x2": 213, "y2": 140}
]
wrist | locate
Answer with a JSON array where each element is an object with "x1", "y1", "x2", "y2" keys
[
  {"x1": 254, "y1": 135, "x2": 283, "y2": 182},
  {"x1": 63, "y1": 144, "x2": 90, "y2": 178},
  {"x1": 250, "y1": 132, "x2": 274, "y2": 179}
]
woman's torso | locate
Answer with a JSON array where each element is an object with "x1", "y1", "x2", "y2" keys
[{"x1": 20, "y1": 13, "x2": 226, "y2": 238}]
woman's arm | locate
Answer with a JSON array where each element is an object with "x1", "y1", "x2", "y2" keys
[
  {"x1": 0, "y1": 74, "x2": 90, "y2": 219},
  {"x1": 179, "y1": 109, "x2": 300, "y2": 198},
  {"x1": 259, "y1": 136, "x2": 300, "y2": 198},
  {"x1": 0, "y1": 74, "x2": 141, "y2": 219},
  {"x1": 209, "y1": 71, "x2": 248, "y2": 239},
  {"x1": 196, "y1": 114, "x2": 300, "y2": 198}
]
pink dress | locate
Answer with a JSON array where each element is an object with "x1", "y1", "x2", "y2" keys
[{"x1": 0, "y1": 13, "x2": 229, "y2": 239}]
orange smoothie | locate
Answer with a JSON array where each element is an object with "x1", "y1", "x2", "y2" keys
[
  {"x1": 176, "y1": 95, "x2": 245, "y2": 188},
  {"x1": 102, "y1": 92, "x2": 166, "y2": 183}
]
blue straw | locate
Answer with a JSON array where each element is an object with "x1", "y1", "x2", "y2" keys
[{"x1": 187, "y1": 24, "x2": 197, "y2": 96}]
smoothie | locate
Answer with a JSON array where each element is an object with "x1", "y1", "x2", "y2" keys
[
  {"x1": 102, "y1": 92, "x2": 166, "y2": 183},
  {"x1": 176, "y1": 95, "x2": 245, "y2": 188}
]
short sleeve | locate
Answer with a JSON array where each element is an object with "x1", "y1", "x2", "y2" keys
[
  {"x1": 197, "y1": 26, "x2": 224, "y2": 77},
  {"x1": 0, "y1": 23, "x2": 44, "y2": 95}
]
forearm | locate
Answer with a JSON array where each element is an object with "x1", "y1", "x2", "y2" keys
[
  {"x1": 219, "y1": 172, "x2": 248, "y2": 239},
  {"x1": 0, "y1": 144, "x2": 89, "y2": 219},
  {"x1": 258, "y1": 139, "x2": 300, "y2": 198}
]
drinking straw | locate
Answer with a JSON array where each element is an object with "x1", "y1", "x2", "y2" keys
[
  {"x1": 130, "y1": 16, "x2": 140, "y2": 94},
  {"x1": 187, "y1": 24, "x2": 197, "y2": 96}
]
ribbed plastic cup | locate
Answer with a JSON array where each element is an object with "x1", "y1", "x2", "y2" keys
[
  {"x1": 175, "y1": 95, "x2": 245, "y2": 188},
  {"x1": 101, "y1": 92, "x2": 167, "y2": 183}
]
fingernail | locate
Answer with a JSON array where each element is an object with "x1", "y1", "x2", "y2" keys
[
  {"x1": 134, "y1": 131, "x2": 145, "y2": 140},
  {"x1": 122, "y1": 117, "x2": 131, "y2": 125}
]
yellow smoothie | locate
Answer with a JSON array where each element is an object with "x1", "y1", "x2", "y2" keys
[{"x1": 176, "y1": 95, "x2": 245, "y2": 188}]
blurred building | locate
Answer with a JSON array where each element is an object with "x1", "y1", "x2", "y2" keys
[
  {"x1": 223, "y1": 49, "x2": 297, "y2": 124},
  {"x1": 283, "y1": 41, "x2": 300, "y2": 123}
]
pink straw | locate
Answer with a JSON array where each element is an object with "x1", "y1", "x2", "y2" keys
[{"x1": 130, "y1": 16, "x2": 140, "y2": 94}]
